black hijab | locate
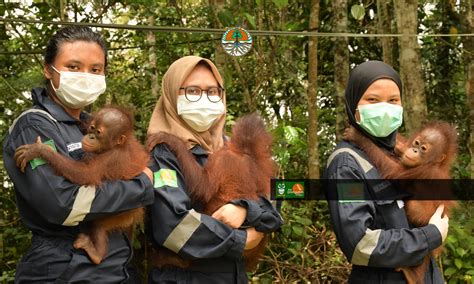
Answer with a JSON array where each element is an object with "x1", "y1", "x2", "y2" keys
[{"x1": 345, "y1": 60, "x2": 403, "y2": 150}]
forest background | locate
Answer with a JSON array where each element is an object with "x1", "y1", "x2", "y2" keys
[{"x1": 0, "y1": 0, "x2": 473, "y2": 283}]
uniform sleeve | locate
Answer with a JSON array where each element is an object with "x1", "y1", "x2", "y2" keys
[
  {"x1": 325, "y1": 154, "x2": 442, "y2": 268},
  {"x1": 147, "y1": 144, "x2": 246, "y2": 260},
  {"x1": 3, "y1": 114, "x2": 154, "y2": 227},
  {"x1": 229, "y1": 197, "x2": 283, "y2": 232}
]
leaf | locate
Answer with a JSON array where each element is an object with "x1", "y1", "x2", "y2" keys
[
  {"x1": 243, "y1": 13, "x2": 256, "y2": 29},
  {"x1": 351, "y1": 4, "x2": 365, "y2": 21},
  {"x1": 292, "y1": 224, "x2": 304, "y2": 236},
  {"x1": 444, "y1": 267, "x2": 457, "y2": 276},
  {"x1": 288, "y1": 248, "x2": 299, "y2": 256},
  {"x1": 217, "y1": 9, "x2": 234, "y2": 27},
  {"x1": 466, "y1": 269, "x2": 474, "y2": 275},
  {"x1": 294, "y1": 216, "x2": 312, "y2": 226},
  {"x1": 281, "y1": 224, "x2": 292, "y2": 237},
  {"x1": 273, "y1": 0, "x2": 288, "y2": 9},
  {"x1": 456, "y1": 247, "x2": 467, "y2": 257},
  {"x1": 284, "y1": 125, "x2": 299, "y2": 143},
  {"x1": 455, "y1": 258, "x2": 463, "y2": 269}
]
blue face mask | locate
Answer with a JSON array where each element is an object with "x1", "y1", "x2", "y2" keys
[{"x1": 356, "y1": 102, "x2": 403, "y2": 137}]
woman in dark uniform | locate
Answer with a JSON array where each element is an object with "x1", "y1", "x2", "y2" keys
[
  {"x1": 146, "y1": 56, "x2": 283, "y2": 284},
  {"x1": 3, "y1": 26, "x2": 154, "y2": 283},
  {"x1": 324, "y1": 61, "x2": 448, "y2": 283}
]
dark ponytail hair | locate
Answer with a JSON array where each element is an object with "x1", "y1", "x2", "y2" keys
[{"x1": 44, "y1": 25, "x2": 108, "y2": 68}]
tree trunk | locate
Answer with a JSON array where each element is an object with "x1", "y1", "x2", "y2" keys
[
  {"x1": 209, "y1": 0, "x2": 226, "y2": 74},
  {"x1": 377, "y1": 0, "x2": 395, "y2": 66},
  {"x1": 332, "y1": 0, "x2": 349, "y2": 142},
  {"x1": 394, "y1": 0, "x2": 427, "y2": 133},
  {"x1": 59, "y1": 0, "x2": 66, "y2": 21},
  {"x1": 148, "y1": 16, "x2": 159, "y2": 99},
  {"x1": 307, "y1": 0, "x2": 320, "y2": 179},
  {"x1": 462, "y1": 0, "x2": 474, "y2": 178}
]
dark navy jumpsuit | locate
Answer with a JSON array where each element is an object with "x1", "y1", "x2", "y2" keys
[
  {"x1": 3, "y1": 87, "x2": 155, "y2": 283},
  {"x1": 324, "y1": 141, "x2": 444, "y2": 283},
  {"x1": 147, "y1": 143, "x2": 283, "y2": 284}
]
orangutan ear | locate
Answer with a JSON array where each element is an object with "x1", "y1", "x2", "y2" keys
[
  {"x1": 437, "y1": 154, "x2": 446, "y2": 163},
  {"x1": 117, "y1": 134, "x2": 127, "y2": 145}
]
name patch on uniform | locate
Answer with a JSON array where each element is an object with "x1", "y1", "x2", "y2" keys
[
  {"x1": 337, "y1": 182, "x2": 365, "y2": 203},
  {"x1": 67, "y1": 142, "x2": 82, "y2": 152},
  {"x1": 30, "y1": 139, "x2": 57, "y2": 170},
  {"x1": 397, "y1": 200, "x2": 405, "y2": 209},
  {"x1": 154, "y1": 169, "x2": 178, "y2": 188}
]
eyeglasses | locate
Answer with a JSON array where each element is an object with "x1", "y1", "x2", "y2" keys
[{"x1": 179, "y1": 86, "x2": 224, "y2": 103}]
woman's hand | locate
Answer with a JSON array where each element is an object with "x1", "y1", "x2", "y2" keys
[
  {"x1": 244, "y1": 227, "x2": 264, "y2": 250},
  {"x1": 429, "y1": 204, "x2": 449, "y2": 242},
  {"x1": 211, "y1": 203, "x2": 247, "y2": 229},
  {"x1": 142, "y1": 167, "x2": 154, "y2": 184}
]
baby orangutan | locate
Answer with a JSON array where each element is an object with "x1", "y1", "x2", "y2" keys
[
  {"x1": 147, "y1": 113, "x2": 275, "y2": 271},
  {"x1": 344, "y1": 121, "x2": 458, "y2": 284},
  {"x1": 14, "y1": 106, "x2": 148, "y2": 264}
]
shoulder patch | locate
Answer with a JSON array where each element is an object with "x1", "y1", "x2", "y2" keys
[
  {"x1": 30, "y1": 139, "x2": 57, "y2": 170},
  {"x1": 154, "y1": 169, "x2": 178, "y2": 188},
  {"x1": 337, "y1": 182, "x2": 366, "y2": 203}
]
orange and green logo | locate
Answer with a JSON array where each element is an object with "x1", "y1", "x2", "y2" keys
[
  {"x1": 275, "y1": 181, "x2": 305, "y2": 199},
  {"x1": 221, "y1": 27, "x2": 253, "y2": 56}
]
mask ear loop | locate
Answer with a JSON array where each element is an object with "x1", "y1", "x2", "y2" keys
[
  {"x1": 49, "y1": 66, "x2": 60, "y2": 92},
  {"x1": 50, "y1": 80, "x2": 58, "y2": 92},
  {"x1": 355, "y1": 107, "x2": 361, "y2": 123},
  {"x1": 50, "y1": 65, "x2": 61, "y2": 74}
]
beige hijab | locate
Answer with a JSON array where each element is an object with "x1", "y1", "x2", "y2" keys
[{"x1": 147, "y1": 56, "x2": 226, "y2": 153}]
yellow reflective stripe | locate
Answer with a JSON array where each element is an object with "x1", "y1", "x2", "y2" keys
[
  {"x1": 351, "y1": 228, "x2": 382, "y2": 266},
  {"x1": 163, "y1": 209, "x2": 202, "y2": 253},
  {"x1": 62, "y1": 185, "x2": 96, "y2": 226},
  {"x1": 326, "y1": 148, "x2": 373, "y2": 173}
]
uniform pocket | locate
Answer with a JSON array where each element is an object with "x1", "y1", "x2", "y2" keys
[
  {"x1": 46, "y1": 251, "x2": 75, "y2": 281},
  {"x1": 15, "y1": 261, "x2": 49, "y2": 283},
  {"x1": 16, "y1": 238, "x2": 71, "y2": 283},
  {"x1": 374, "y1": 199, "x2": 409, "y2": 228},
  {"x1": 54, "y1": 251, "x2": 85, "y2": 283}
]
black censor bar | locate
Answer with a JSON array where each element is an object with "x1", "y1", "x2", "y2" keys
[{"x1": 271, "y1": 179, "x2": 474, "y2": 201}]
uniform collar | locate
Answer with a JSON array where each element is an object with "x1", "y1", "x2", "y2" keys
[
  {"x1": 190, "y1": 144, "x2": 208, "y2": 156},
  {"x1": 32, "y1": 87, "x2": 89, "y2": 123}
]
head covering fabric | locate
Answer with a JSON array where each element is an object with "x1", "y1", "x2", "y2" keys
[
  {"x1": 147, "y1": 56, "x2": 226, "y2": 153},
  {"x1": 345, "y1": 60, "x2": 402, "y2": 150}
]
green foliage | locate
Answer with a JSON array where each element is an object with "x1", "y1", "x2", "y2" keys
[
  {"x1": 251, "y1": 201, "x2": 349, "y2": 283},
  {"x1": 255, "y1": 116, "x2": 350, "y2": 282},
  {"x1": 273, "y1": 0, "x2": 289, "y2": 10},
  {"x1": 0, "y1": 167, "x2": 31, "y2": 283},
  {"x1": 442, "y1": 202, "x2": 474, "y2": 284},
  {"x1": 273, "y1": 124, "x2": 308, "y2": 178}
]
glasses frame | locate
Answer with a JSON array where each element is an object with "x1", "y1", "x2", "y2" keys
[{"x1": 179, "y1": 86, "x2": 224, "y2": 103}]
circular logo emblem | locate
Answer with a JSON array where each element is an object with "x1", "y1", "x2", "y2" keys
[
  {"x1": 292, "y1": 183, "x2": 304, "y2": 194},
  {"x1": 221, "y1": 27, "x2": 253, "y2": 56}
]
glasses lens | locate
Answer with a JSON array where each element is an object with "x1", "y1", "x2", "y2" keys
[
  {"x1": 207, "y1": 87, "x2": 223, "y2": 102},
  {"x1": 185, "y1": 87, "x2": 202, "y2": 102}
]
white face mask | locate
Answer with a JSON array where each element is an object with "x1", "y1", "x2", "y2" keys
[
  {"x1": 50, "y1": 66, "x2": 106, "y2": 109},
  {"x1": 177, "y1": 95, "x2": 225, "y2": 132}
]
